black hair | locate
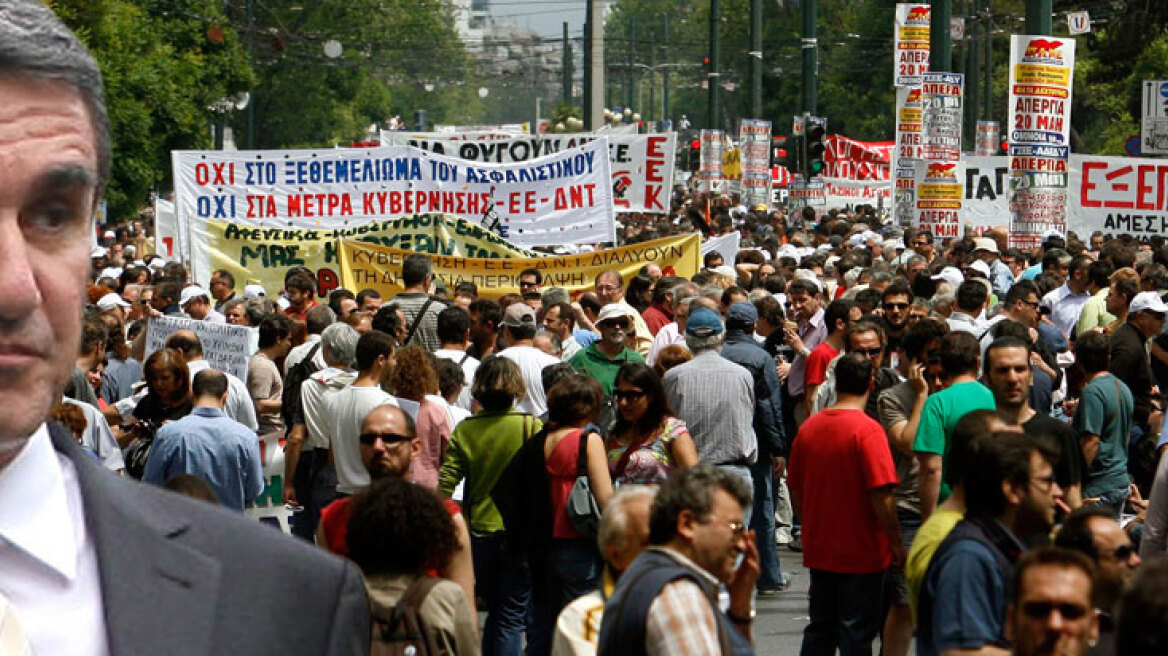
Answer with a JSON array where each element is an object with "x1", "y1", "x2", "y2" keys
[
  {"x1": 468, "y1": 298, "x2": 502, "y2": 328},
  {"x1": 258, "y1": 313, "x2": 294, "y2": 349},
  {"x1": 965, "y1": 432, "x2": 1059, "y2": 518},
  {"x1": 347, "y1": 477, "x2": 457, "y2": 576},
  {"x1": 401, "y1": 253, "x2": 432, "y2": 288},
  {"x1": 1075, "y1": 330, "x2": 1111, "y2": 374},
  {"x1": 436, "y1": 306, "x2": 470, "y2": 345},
  {"x1": 835, "y1": 352, "x2": 874, "y2": 396},
  {"x1": 192, "y1": 369, "x2": 228, "y2": 399},
  {"x1": 546, "y1": 375, "x2": 604, "y2": 429},
  {"x1": 823, "y1": 299, "x2": 856, "y2": 335},
  {"x1": 354, "y1": 330, "x2": 394, "y2": 372},
  {"x1": 327, "y1": 288, "x2": 355, "y2": 317},
  {"x1": 956, "y1": 280, "x2": 988, "y2": 312},
  {"x1": 939, "y1": 331, "x2": 980, "y2": 377},
  {"x1": 901, "y1": 318, "x2": 949, "y2": 361},
  {"x1": 1054, "y1": 504, "x2": 1119, "y2": 562},
  {"x1": 612, "y1": 362, "x2": 676, "y2": 438}
]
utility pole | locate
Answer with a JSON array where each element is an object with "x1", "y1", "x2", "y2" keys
[
  {"x1": 1026, "y1": 0, "x2": 1052, "y2": 35},
  {"x1": 801, "y1": 0, "x2": 816, "y2": 114},
  {"x1": 708, "y1": 0, "x2": 721, "y2": 129},
  {"x1": 982, "y1": 0, "x2": 991, "y2": 120},
  {"x1": 648, "y1": 31, "x2": 656, "y2": 125},
  {"x1": 246, "y1": 0, "x2": 255, "y2": 148},
  {"x1": 930, "y1": 0, "x2": 952, "y2": 72},
  {"x1": 626, "y1": 16, "x2": 636, "y2": 111},
  {"x1": 584, "y1": 0, "x2": 604, "y2": 130},
  {"x1": 662, "y1": 13, "x2": 671, "y2": 126},
  {"x1": 967, "y1": 5, "x2": 980, "y2": 140},
  {"x1": 562, "y1": 22, "x2": 572, "y2": 103},
  {"x1": 749, "y1": 0, "x2": 762, "y2": 118}
]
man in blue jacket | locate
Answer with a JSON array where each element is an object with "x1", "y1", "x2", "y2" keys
[{"x1": 721, "y1": 301, "x2": 787, "y2": 594}]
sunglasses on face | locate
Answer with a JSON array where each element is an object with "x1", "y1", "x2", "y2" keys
[
  {"x1": 358, "y1": 432, "x2": 412, "y2": 445},
  {"x1": 1111, "y1": 544, "x2": 1136, "y2": 561},
  {"x1": 603, "y1": 320, "x2": 630, "y2": 330},
  {"x1": 1021, "y1": 601, "x2": 1091, "y2": 621},
  {"x1": 519, "y1": 281, "x2": 537, "y2": 289},
  {"x1": 613, "y1": 389, "x2": 646, "y2": 402},
  {"x1": 852, "y1": 347, "x2": 883, "y2": 357},
  {"x1": 883, "y1": 302, "x2": 909, "y2": 311}
]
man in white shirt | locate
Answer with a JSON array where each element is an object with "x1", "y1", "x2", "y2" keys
[
  {"x1": 646, "y1": 294, "x2": 698, "y2": 367},
  {"x1": 284, "y1": 304, "x2": 335, "y2": 375},
  {"x1": 542, "y1": 301, "x2": 583, "y2": 362},
  {"x1": 180, "y1": 285, "x2": 226, "y2": 323},
  {"x1": 0, "y1": 4, "x2": 369, "y2": 653},
  {"x1": 327, "y1": 330, "x2": 398, "y2": 496},
  {"x1": 1042, "y1": 254, "x2": 1093, "y2": 339},
  {"x1": 497, "y1": 303, "x2": 560, "y2": 416},
  {"x1": 433, "y1": 306, "x2": 480, "y2": 411}
]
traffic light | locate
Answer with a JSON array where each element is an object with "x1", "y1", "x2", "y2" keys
[
  {"x1": 806, "y1": 123, "x2": 826, "y2": 176},
  {"x1": 774, "y1": 135, "x2": 802, "y2": 175},
  {"x1": 689, "y1": 139, "x2": 701, "y2": 172}
]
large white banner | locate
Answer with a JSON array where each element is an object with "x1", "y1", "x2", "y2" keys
[
  {"x1": 172, "y1": 142, "x2": 615, "y2": 280},
  {"x1": 894, "y1": 4, "x2": 931, "y2": 87},
  {"x1": 1008, "y1": 35, "x2": 1075, "y2": 250},
  {"x1": 383, "y1": 131, "x2": 677, "y2": 213}
]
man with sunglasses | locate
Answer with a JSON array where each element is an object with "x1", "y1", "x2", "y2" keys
[
  {"x1": 570, "y1": 304, "x2": 644, "y2": 398},
  {"x1": 1055, "y1": 506, "x2": 1141, "y2": 655},
  {"x1": 917, "y1": 432, "x2": 1063, "y2": 656},
  {"x1": 880, "y1": 282, "x2": 913, "y2": 366},
  {"x1": 1005, "y1": 547, "x2": 1099, "y2": 656},
  {"x1": 325, "y1": 331, "x2": 398, "y2": 498}
]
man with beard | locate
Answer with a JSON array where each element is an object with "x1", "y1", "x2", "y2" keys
[
  {"x1": 1005, "y1": 548, "x2": 1099, "y2": 656},
  {"x1": 1055, "y1": 506, "x2": 1141, "y2": 655},
  {"x1": 571, "y1": 304, "x2": 645, "y2": 398},
  {"x1": 880, "y1": 282, "x2": 913, "y2": 367},
  {"x1": 986, "y1": 337, "x2": 1083, "y2": 509},
  {"x1": 917, "y1": 432, "x2": 1064, "y2": 656}
]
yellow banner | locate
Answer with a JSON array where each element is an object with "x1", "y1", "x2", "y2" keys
[
  {"x1": 203, "y1": 214, "x2": 542, "y2": 295},
  {"x1": 339, "y1": 233, "x2": 701, "y2": 299}
]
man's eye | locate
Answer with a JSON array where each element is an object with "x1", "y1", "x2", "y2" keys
[{"x1": 25, "y1": 204, "x2": 84, "y2": 234}]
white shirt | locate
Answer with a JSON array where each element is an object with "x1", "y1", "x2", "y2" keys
[
  {"x1": 434, "y1": 348, "x2": 480, "y2": 412},
  {"x1": 498, "y1": 345, "x2": 561, "y2": 416},
  {"x1": 0, "y1": 426, "x2": 108, "y2": 655},
  {"x1": 284, "y1": 334, "x2": 326, "y2": 376},
  {"x1": 187, "y1": 360, "x2": 259, "y2": 431},
  {"x1": 302, "y1": 367, "x2": 357, "y2": 450},
  {"x1": 1042, "y1": 283, "x2": 1092, "y2": 339},
  {"x1": 646, "y1": 322, "x2": 684, "y2": 367},
  {"x1": 326, "y1": 385, "x2": 398, "y2": 494}
]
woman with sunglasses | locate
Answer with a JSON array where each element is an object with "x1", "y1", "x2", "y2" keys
[{"x1": 606, "y1": 362, "x2": 698, "y2": 486}]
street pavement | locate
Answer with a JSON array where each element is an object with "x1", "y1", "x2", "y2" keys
[{"x1": 754, "y1": 556, "x2": 812, "y2": 655}]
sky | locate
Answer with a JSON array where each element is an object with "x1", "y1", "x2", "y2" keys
[{"x1": 489, "y1": 0, "x2": 589, "y2": 41}]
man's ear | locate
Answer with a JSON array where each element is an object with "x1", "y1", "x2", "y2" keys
[{"x1": 676, "y1": 508, "x2": 699, "y2": 541}]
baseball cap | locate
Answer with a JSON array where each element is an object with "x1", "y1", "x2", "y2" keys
[
  {"x1": 96, "y1": 293, "x2": 131, "y2": 311},
  {"x1": 686, "y1": 308, "x2": 724, "y2": 337},
  {"x1": 179, "y1": 285, "x2": 210, "y2": 307},
  {"x1": 1130, "y1": 291, "x2": 1168, "y2": 315},
  {"x1": 711, "y1": 265, "x2": 738, "y2": 279},
  {"x1": 726, "y1": 301, "x2": 758, "y2": 324},
  {"x1": 973, "y1": 237, "x2": 999, "y2": 254},
  {"x1": 90, "y1": 247, "x2": 107, "y2": 258},
  {"x1": 243, "y1": 284, "x2": 267, "y2": 299},
  {"x1": 967, "y1": 260, "x2": 992, "y2": 278},
  {"x1": 501, "y1": 303, "x2": 537, "y2": 328},
  {"x1": 596, "y1": 304, "x2": 636, "y2": 326},
  {"x1": 931, "y1": 266, "x2": 965, "y2": 289}
]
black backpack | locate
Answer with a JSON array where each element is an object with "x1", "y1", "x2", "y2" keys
[
  {"x1": 281, "y1": 343, "x2": 321, "y2": 429},
  {"x1": 370, "y1": 575, "x2": 442, "y2": 656}
]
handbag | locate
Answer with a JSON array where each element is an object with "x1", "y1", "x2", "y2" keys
[{"x1": 565, "y1": 430, "x2": 603, "y2": 539}]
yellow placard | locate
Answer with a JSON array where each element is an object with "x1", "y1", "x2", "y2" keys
[
  {"x1": 338, "y1": 233, "x2": 701, "y2": 299},
  {"x1": 203, "y1": 214, "x2": 542, "y2": 295}
]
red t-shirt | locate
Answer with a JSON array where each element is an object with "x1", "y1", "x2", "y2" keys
[
  {"x1": 321, "y1": 493, "x2": 462, "y2": 563},
  {"x1": 788, "y1": 408, "x2": 899, "y2": 574},
  {"x1": 548, "y1": 429, "x2": 586, "y2": 540},
  {"x1": 804, "y1": 342, "x2": 839, "y2": 388}
]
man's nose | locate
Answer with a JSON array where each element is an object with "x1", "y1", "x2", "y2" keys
[{"x1": 0, "y1": 214, "x2": 42, "y2": 321}]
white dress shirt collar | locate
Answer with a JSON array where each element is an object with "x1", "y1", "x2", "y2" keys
[{"x1": 0, "y1": 424, "x2": 78, "y2": 581}]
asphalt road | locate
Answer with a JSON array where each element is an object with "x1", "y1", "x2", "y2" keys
[{"x1": 754, "y1": 556, "x2": 813, "y2": 655}]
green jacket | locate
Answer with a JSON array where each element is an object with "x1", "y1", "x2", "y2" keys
[
  {"x1": 438, "y1": 409, "x2": 540, "y2": 535},
  {"x1": 570, "y1": 344, "x2": 645, "y2": 396}
]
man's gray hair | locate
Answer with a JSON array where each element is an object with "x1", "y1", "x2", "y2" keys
[
  {"x1": 685, "y1": 333, "x2": 723, "y2": 354},
  {"x1": 541, "y1": 287, "x2": 570, "y2": 308},
  {"x1": 320, "y1": 323, "x2": 360, "y2": 368},
  {"x1": 598, "y1": 485, "x2": 657, "y2": 550},
  {"x1": 649, "y1": 464, "x2": 753, "y2": 545},
  {"x1": 699, "y1": 285, "x2": 724, "y2": 303},
  {"x1": 0, "y1": 0, "x2": 111, "y2": 184}
]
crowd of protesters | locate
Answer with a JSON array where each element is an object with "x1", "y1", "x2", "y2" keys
[{"x1": 64, "y1": 188, "x2": 1168, "y2": 656}]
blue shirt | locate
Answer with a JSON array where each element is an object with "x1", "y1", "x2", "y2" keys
[
  {"x1": 143, "y1": 406, "x2": 264, "y2": 511},
  {"x1": 1020, "y1": 263, "x2": 1042, "y2": 281},
  {"x1": 919, "y1": 540, "x2": 1007, "y2": 656},
  {"x1": 573, "y1": 328, "x2": 598, "y2": 349}
]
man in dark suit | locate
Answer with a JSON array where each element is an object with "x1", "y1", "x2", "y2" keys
[{"x1": 0, "y1": 2, "x2": 369, "y2": 653}]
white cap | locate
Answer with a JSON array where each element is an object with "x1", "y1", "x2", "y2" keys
[
  {"x1": 102, "y1": 230, "x2": 116, "y2": 239},
  {"x1": 883, "y1": 239, "x2": 905, "y2": 251},
  {"x1": 1130, "y1": 291, "x2": 1168, "y2": 315},
  {"x1": 848, "y1": 233, "x2": 868, "y2": 248},
  {"x1": 98, "y1": 266, "x2": 123, "y2": 280},
  {"x1": 179, "y1": 285, "x2": 210, "y2": 307},
  {"x1": 931, "y1": 266, "x2": 965, "y2": 288},
  {"x1": 95, "y1": 293, "x2": 131, "y2": 311},
  {"x1": 793, "y1": 268, "x2": 824, "y2": 293},
  {"x1": 711, "y1": 265, "x2": 738, "y2": 279},
  {"x1": 90, "y1": 247, "x2": 107, "y2": 258},
  {"x1": 973, "y1": 237, "x2": 999, "y2": 254},
  {"x1": 242, "y1": 284, "x2": 267, "y2": 299},
  {"x1": 147, "y1": 259, "x2": 166, "y2": 271},
  {"x1": 967, "y1": 260, "x2": 992, "y2": 277},
  {"x1": 596, "y1": 304, "x2": 637, "y2": 325}
]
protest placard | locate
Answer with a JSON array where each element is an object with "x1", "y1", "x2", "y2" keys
[
  {"x1": 739, "y1": 120, "x2": 773, "y2": 208},
  {"x1": 171, "y1": 140, "x2": 615, "y2": 264},
  {"x1": 1007, "y1": 35, "x2": 1075, "y2": 249},
  {"x1": 700, "y1": 130, "x2": 726, "y2": 193},
  {"x1": 338, "y1": 233, "x2": 700, "y2": 299},
  {"x1": 382, "y1": 131, "x2": 676, "y2": 214},
  {"x1": 194, "y1": 214, "x2": 544, "y2": 298},
  {"x1": 145, "y1": 316, "x2": 255, "y2": 381},
  {"x1": 894, "y1": 4, "x2": 931, "y2": 87}
]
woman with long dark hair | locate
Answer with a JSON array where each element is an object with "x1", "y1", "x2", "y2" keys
[{"x1": 605, "y1": 362, "x2": 698, "y2": 486}]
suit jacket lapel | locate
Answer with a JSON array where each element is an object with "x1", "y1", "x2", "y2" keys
[{"x1": 50, "y1": 424, "x2": 222, "y2": 656}]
